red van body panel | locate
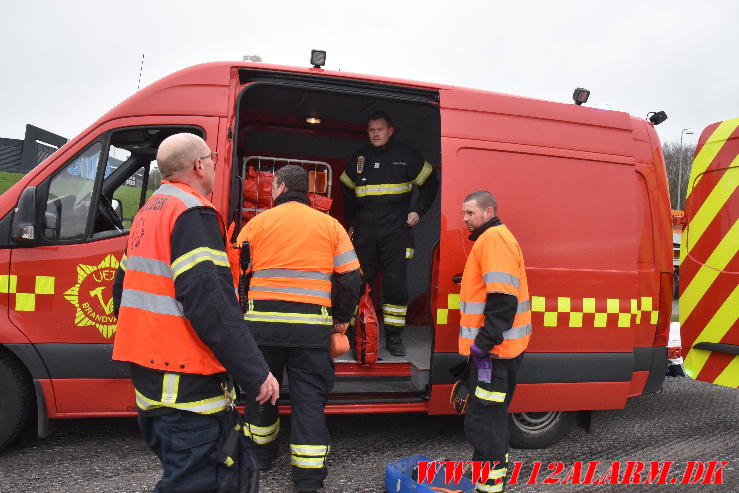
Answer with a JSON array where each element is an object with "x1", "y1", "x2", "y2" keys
[{"x1": 0, "y1": 62, "x2": 672, "y2": 423}]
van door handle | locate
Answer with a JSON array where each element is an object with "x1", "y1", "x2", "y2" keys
[{"x1": 452, "y1": 274, "x2": 462, "y2": 284}]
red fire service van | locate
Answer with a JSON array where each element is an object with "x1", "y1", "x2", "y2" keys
[
  {"x1": 0, "y1": 59, "x2": 674, "y2": 450},
  {"x1": 679, "y1": 118, "x2": 738, "y2": 388}
]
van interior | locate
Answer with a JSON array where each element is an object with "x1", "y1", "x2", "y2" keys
[{"x1": 233, "y1": 75, "x2": 441, "y2": 401}]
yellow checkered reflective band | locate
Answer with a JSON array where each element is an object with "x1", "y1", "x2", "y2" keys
[
  {"x1": 530, "y1": 296, "x2": 657, "y2": 328},
  {"x1": 0, "y1": 275, "x2": 56, "y2": 311},
  {"x1": 354, "y1": 182, "x2": 413, "y2": 197},
  {"x1": 244, "y1": 419, "x2": 280, "y2": 445},
  {"x1": 171, "y1": 247, "x2": 229, "y2": 280},
  {"x1": 474, "y1": 386, "x2": 505, "y2": 402},
  {"x1": 290, "y1": 443, "x2": 329, "y2": 469}
]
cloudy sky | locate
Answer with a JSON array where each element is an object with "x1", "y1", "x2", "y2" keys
[{"x1": 2, "y1": 0, "x2": 737, "y2": 147}]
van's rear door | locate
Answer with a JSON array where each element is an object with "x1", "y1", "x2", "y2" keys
[{"x1": 680, "y1": 118, "x2": 739, "y2": 388}]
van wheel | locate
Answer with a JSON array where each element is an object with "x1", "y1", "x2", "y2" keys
[
  {"x1": 509, "y1": 411, "x2": 574, "y2": 449},
  {"x1": 0, "y1": 353, "x2": 33, "y2": 450}
]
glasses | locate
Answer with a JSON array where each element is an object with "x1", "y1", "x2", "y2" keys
[{"x1": 199, "y1": 151, "x2": 218, "y2": 167}]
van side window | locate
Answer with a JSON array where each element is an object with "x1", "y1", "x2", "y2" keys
[
  {"x1": 110, "y1": 163, "x2": 161, "y2": 230},
  {"x1": 45, "y1": 142, "x2": 104, "y2": 240}
]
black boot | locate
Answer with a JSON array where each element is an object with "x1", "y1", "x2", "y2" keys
[{"x1": 385, "y1": 332, "x2": 406, "y2": 356}]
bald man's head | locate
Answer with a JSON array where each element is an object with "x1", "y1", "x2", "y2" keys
[{"x1": 157, "y1": 133, "x2": 208, "y2": 179}]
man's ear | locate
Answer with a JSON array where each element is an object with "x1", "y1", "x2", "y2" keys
[
  {"x1": 193, "y1": 158, "x2": 205, "y2": 177},
  {"x1": 388, "y1": 127, "x2": 395, "y2": 137}
]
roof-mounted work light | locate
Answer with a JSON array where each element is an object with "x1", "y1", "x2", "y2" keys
[
  {"x1": 310, "y1": 50, "x2": 326, "y2": 69},
  {"x1": 305, "y1": 116, "x2": 322, "y2": 125},
  {"x1": 647, "y1": 111, "x2": 668, "y2": 125},
  {"x1": 572, "y1": 88, "x2": 590, "y2": 105}
]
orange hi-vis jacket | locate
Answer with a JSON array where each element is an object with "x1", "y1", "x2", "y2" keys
[
  {"x1": 237, "y1": 200, "x2": 360, "y2": 307},
  {"x1": 113, "y1": 181, "x2": 227, "y2": 375},
  {"x1": 459, "y1": 223, "x2": 531, "y2": 358}
]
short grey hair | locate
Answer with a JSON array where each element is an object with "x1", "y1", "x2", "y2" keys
[
  {"x1": 274, "y1": 164, "x2": 309, "y2": 193},
  {"x1": 464, "y1": 190, "x2": 497, "y2": 213}
]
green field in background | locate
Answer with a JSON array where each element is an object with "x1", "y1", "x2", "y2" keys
[{"x1": 0, "y1": 172, "x2": 25, "y2": 195}]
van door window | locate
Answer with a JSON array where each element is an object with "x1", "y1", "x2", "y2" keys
[{"x1": 45, "y1": 142, "x2": 104, "y2": 241}]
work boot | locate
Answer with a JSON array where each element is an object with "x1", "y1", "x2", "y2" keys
[{"x1": 385, "y1": 332, "x2": 406, "y2": 357}]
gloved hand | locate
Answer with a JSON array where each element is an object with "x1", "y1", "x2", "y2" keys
[{"x1": 469, "y1": 343, "x2": 492, "y2": 382}]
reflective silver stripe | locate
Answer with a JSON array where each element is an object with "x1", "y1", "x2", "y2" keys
[
  {"x1": 518, "y1": 299, "x2": 531, "y2": 313},
  {"x1": 290, "y1": 444, "x2": 329, "y2": 455},
  {"x1": 162, "y1": 373, "x2": 179, "y2": 404},
  {"x1": 120, "y1": 289, "x2": 184, "y2": 316},
  {"x1": 244, "y1": 312, "x2": 332, "y2": 324},
  {"x1": 382, "y1": 304, "x2": 407, "y2": 314},
  {"x1": 333, "y1": 250, "x2": 358, "y2": 268},
  {"x1": 483, "y1": 271, "x2": 520, "y2": 288},
  {"x1": 460, "y1": 326, "x2": 479, "y2": 339},
  {"x1": 125, "y1": 256, "x2": 173, "y2": 278},
  {"x1": 460, "y1": 324, "x2": 531, "y2": 340},
  {"x1": 383, "y1": 314, "x2": 405, "y2": 326},
  {"x1": 171, "y1": 248, "x2": 228, "y2": 278},
  {"x1": 354, "y1": 182, "x2": 413, "y2": 197},
  {"x1": 476, "y1": 480, "x2": 504, "y2": 492},
  {"x1": 339, "y1": 171, "x2": 355, "y2": 189},
  {"x1": 460, "y1": 301, "x2": 485, "y2": 314},
  {"x1": 155, "y1": 184, "x2": 202, "y2": 208},
  {"x1": 503, "y1": 323, "x2": 532, "y2": 339},
  {"x1": 249, "y1": 285, "x2": 331, "y2": 299},
  {"x1": 413, "y1": 162, "x2": 433, "y2": 186},
  {"x1": 135, "y1": 390, "x2": 227, "y2": 414},
  {"x1": 475, "y1": 386, "x2": 505, "y2": 402},
  {"x1": 252, "y1": 269, "x2": 331, "y2": 281},
  {"x1": 291, "y1": 456, "x2": 325, "y2": 468}
]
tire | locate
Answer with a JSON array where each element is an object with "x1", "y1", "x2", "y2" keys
[
  {"x1": 509, "y1": 411, "x2": 574, "y2": 449},
  {"x1": 0, "y1": 353, "x2": 33, "y2": 450}
]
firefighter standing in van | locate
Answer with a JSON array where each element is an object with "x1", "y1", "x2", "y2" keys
[
  {"x1": 112, "y1": 133, "x2": 280, "y2": 492},
  {"x1": 459, "y1": 190, "x2": 531, "y2": 493},
  {"x1": 340, "y1": 111, "x2": 438, "y2": 356},
  {"x1": 236, "y1": 165, "x2": 361, "y2": 493}
]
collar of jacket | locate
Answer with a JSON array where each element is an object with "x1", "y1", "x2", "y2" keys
[
  {"x1": 468, "y1": 216, "x2": 503, "y2": 241},
  {"x1": 273, "y1": 190, "x2": 311, "y2": 207}
]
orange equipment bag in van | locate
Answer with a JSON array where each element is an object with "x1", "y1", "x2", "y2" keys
[{"x1": 354, "y1": 285, "x2": 378, "y2": 365}]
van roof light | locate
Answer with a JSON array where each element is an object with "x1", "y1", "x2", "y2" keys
[
  {"x1": 647, "y1": 111, "x2": 668, "y2": 125},
  {"x1": 310, "y1": 50, "x2": 326, "y2": 69},
  {"x1": 572, "y1": 88, "x2": 590, "y2": 105}
]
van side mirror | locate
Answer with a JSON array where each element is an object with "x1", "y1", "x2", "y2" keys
[{"x1": 11, "y1": 186, "x2": 38, "y2": 242}]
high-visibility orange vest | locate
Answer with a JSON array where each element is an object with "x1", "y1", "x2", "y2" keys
[
  {"x1": 236, "y1": 200, "x2": 359, "y2": 307},
  {"x1": 112, "y1": 181, "x2": 226, "y2": 375},
  {"x1": 459, "y1": 224, "x2": 531, "y2": 358}
]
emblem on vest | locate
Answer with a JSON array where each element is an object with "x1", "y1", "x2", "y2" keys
[
  {"x1": 64, "y1": 254, "x2": 120, "y2": 338},
  {"x1": 357, "y1": 156, "x2": 365, "y2": 174},
  {"x1": 393, "y1": 161, "x2": 407, "y2": 166}
]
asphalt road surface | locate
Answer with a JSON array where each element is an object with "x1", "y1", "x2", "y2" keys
[{"x1": 0, "y1": 377, "x2": 736, "y2": 492}]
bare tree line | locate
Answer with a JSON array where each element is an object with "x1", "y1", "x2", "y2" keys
[{"x1": 662, "y1": 141, "x2": 697, "y2": 210}]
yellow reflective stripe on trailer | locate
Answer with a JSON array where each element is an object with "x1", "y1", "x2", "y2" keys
[
  {"x1": 680, "y1": 157, "x2": 739, "y2": 264},
  {"x1": 680, "y1": 220, "x2": 739, "y2": 324},
  {"x1": 683, "y1": 285, "x2": 739, "y2": 380},
  {"x1": 685, "y1": 118, "x2": 739, "y2": 201},
  {"x1": 713, "y1": 356, "x2": 739, "y2": 387}
]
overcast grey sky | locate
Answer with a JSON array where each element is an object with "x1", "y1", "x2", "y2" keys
[{"x1": 2, "y1": 0, "x2": 737, "y2": 148}]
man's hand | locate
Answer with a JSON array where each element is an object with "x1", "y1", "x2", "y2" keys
[
  {"x1": 470, "y1": 343, "x2": 492, "y2": 382},
  {"x1": 255, "y1": 372, "x2": 280, "y2": 405},
  {"x1": 406, "y1": 211, "x2": 420, "y2": 227},
  {"x1": 333, "y1": 321, "x2": 349, "y2": 334}
]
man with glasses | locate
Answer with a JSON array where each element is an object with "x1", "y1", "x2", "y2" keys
[{"x1": 113, "y1": 132, "x2": 279, "y2": 492}]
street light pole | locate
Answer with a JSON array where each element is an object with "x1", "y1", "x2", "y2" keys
[{"x1": 677, "y1": 128, "x2": 694, "y2": 210}]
